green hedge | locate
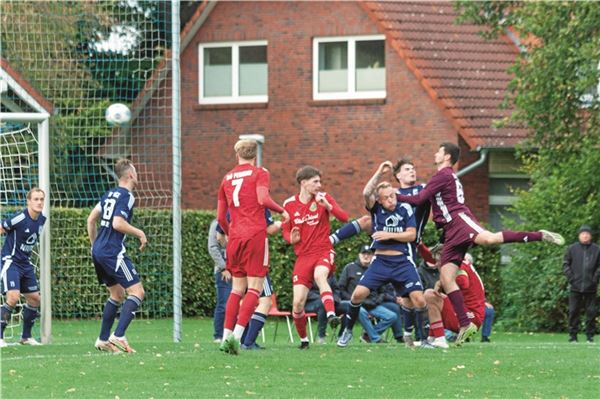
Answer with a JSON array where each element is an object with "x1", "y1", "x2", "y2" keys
[{"x1": 48, "y1": 209, "x2": 506, "y2": 322}]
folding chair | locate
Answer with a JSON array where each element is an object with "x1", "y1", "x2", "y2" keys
[
  {"x1": 305, "y1": 311, "x2": 318, "y2": 343},
  {"x1": 267, "y1": 293, "x2": 294, "y2": 343}
]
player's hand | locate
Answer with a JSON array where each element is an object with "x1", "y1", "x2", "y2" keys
[
  {"x1": 290, "y1": 226, "x2": 301, "y2": 245},
  {"x1": 315, "y1": 192, "x2": 331, "y2": 209},
  {"x1": 378, "y1": 160, "x2": 393, "y2": 175},
  {"x1": 281, "y1": 210, "x2": 290, "y2": 223},
  {"x1": 221, "y1": 270, "x2": 232, "y2": 282},
  {"x1": 371, "y1": 231, "x2": 390, "y2": 241},
  {"x1": 138, "y1": 231, "x2": 148, "y2": 251},
  {"x1": 433, "y1": 280, "x2": 444, "y2": 297},
  {"x1": 0, "y1": 225, "x2": 5, "y2": 235}
]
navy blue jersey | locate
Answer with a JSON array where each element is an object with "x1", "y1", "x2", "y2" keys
[
  {"x1": 369, "y1": 202, "x2": 416, "y2": 255},
  {"x1": 1, "y1": 208, "x2": 46, "y2": 266},
  {"x1": 397, "y1": 184, "x2": 430, "y2": 243},
  {"x1": 92, "y1": 187, "x2": 135, "y2": 257}
]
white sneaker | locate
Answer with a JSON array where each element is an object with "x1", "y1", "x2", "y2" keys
[
  {"x1": 540, "y1": 230, "x2": 565, "y2": 245},
  {"x1": 316, "y1": 336, "x2": 327, "y2": 344},
  {"x1": 109, "y1": 333, "x2": 136, "y2": 353},
  {"x1": 20, "y1": 337, "x2": 42, "y2": 346},
  {"x1": 0, "y1": 338, "x2": 7, "y2": 348},
  {"x1": 431, "y1": 336, "x2": 449, "y2": 349},
  {"x1": 95, "y1": 338, "x2": 119, "y2": 353}
]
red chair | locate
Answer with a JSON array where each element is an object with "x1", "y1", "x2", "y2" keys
[{"x1": 267, "y1": 293, "x2": 294, "y2": 343}]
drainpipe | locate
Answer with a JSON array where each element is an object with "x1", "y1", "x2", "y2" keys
[{"x1": 457, "y1": 147, "x2": 489, "y2": 178}]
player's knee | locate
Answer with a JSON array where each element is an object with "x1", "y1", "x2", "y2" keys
[
  {"x1": 357, "y1": 215, "x2": 371, "y2": 231},
  {"x1": 423, "y1": 289, "x2": 437, "y2": 303},
  {"x1": 410, "y1": 292, "x2": 427, "y2": 309},
  {"x1": 25, "y1": 293, "x2": 41, "y2": 307},
  {"x1": 5, "y1": 291, "x2": 20, "y2": 307}
]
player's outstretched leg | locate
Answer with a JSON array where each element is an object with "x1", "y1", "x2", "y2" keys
[{"x1": 539, "y1": 230, "x2": 565, "y2": 245}]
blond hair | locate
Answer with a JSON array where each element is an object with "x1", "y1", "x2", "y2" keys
[
  {"x1": 234, "y1": 139, "x2": 257, "y2": 160},
  {"x1": 376, "y1": 181, "x2": 393, "y2": 194},
  {"x1": 26, "y1": 187, "x2": 45, "y2": 200},
  {"x1": 115, "y1": 158, "x2": 134, "y2": 179}
]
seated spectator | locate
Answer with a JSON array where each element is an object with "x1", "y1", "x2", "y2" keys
[
  {"x1": 304, "y1": 275, "x2": 344, "y2": 344},
  {"x1": 379, "y1": 283, "x2": 405, "y2": 343}
]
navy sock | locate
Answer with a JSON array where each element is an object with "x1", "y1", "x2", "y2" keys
[
  {"x1": 21, "y1": 304, "x2": 39, "y2": 339},
  {"x1": 1, "y1": 303, "x2": 14, "y2": 339},
  {"x1": 114, "y1": 295, "x2": 141, "y2": 337},
  {"x1": 99, "y1": 298, "x2": 120, "y2": 341},
  {"x1": 330, "y1": 220, "x2": 362, "y2": 245},
  {"x1": 414, "y1": 307, "x2": 428, "y2": 341},
  {"x1": 345, "y1": 302, "x2": 361, "y2": 331},
  {"x1": 402, "y1": 306, "x2": 415, "y2": 334},
  {"x1": 243, "y1": 312, "x2": 267, "y2": 346}
]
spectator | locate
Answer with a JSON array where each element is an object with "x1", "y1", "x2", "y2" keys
[
  {"x1": 207, "y1": 219, "x2": 230, "y2": 343},
  {"x1": 481, "y1": 302, "x2": 495, "y2": 342},
  {"x1": 304, "y1": 275, "x2": 343, "y2": 344},
  {"x1": 562, "y1": 224, "x2": 600, "y2": 343}
]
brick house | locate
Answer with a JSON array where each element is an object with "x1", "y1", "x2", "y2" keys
[{"x1": 119, "y1": 1, "x2": 529, "y2": 226}]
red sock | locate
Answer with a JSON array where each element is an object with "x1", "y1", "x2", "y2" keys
[
  {"x1": 236, "y1": 288, "x2": 260, "y2": 328},
  {"x1": 502, "y1": 230, "x2": 542, "y2": 243},
  {"x1": 320, "y1": 291, "x2": 335, "y2": 314},
  {"x1": 293, "y1": 311, "x2": 307, "y2": 339},
  {"x1": 224, "y1": 290, "x2": 243, "y2": 331},
  {"x1": 430, "y1": 320, "x2": 445, "y2": 338}
]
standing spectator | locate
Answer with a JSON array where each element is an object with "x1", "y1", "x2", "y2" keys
[
  {"x1": 208, "y1": 219, "x2": 231, "y2": 343},
  {"x1": 563, "y1": 224, "x2": 600, "y2": 343},
  {"x1": 481, "y1": 302, "x2": 495, "y2": 342}
]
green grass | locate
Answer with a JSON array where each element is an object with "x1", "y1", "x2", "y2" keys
[{"x1": 1, "y1": 319, "x2": 599, "y2": 398}]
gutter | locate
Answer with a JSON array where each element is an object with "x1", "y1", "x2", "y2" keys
[{"x1": 457, "y1": 147, "x2": 489, "y2": 178}]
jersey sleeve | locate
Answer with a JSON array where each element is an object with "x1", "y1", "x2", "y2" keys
[
  {"x1": 325, "y1": 193, "x2": 349, "y2": 222},
  {"x1": 397, "y1": 171, "x2": 447, "y2": 205},
  {"x1": 113, "y1": 193, "x2": 133, "y2": 220},
  {"x1": 1, "y1": 211, "x2": 26, "y2": 232}
]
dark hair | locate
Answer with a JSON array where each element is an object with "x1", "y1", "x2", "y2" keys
[
  {"x1": 392, "y1": 157, "x2": 414, "y2": 182},
  {"x1": 296, "y1": 165, "x2": 321, "y2": 184},
  {"x1": 440, "y1": 142, "x2": 460, "y2": 165}
]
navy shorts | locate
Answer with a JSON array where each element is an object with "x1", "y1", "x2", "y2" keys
[
  {"x1": 1, "y1": 259, "x2": 39, "y2": 294},
  {"x1": 358, "y1": 254, "x2": 423, "y2": 297},
  {"x1": 261, "y1": 274, "x2": 273, "y2": 298},
  {"x1": 93, "y1": 252, "x2": 140, "y2": 289}
]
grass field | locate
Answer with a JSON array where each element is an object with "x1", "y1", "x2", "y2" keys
[{"x1": 1, "y1": 318, "x2": 599, "y2": 398}]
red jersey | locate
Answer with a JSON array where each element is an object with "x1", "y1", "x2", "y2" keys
[
  {"x1": 456, "y1": 261, "x2": 486, "y2": 322},
  {"x1": 282, "y1": 193, "x2": 348, "y2": 257},
  {"x1": 218, "y1": 164, "x2": 269, "y2": 240}
]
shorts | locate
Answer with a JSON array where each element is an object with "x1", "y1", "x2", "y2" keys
[
  {"x1": 441, "y1": 211, "x2": 485, "y2": 266},
  {"x1": 358, "y1": 254, "x2": 423, "y2": 297},
  {"x1": 226, "y1": 231, "x2": 269, "y2": 278},
  {"x1": 292, "y1": 250, "x2": 335, "y2": 288},
  {"x1": 441, "y1": 296, "x2": 483, "y2": 332},
  {"x1": 93, "y1": 252, "x2": 140, "y2": 289},
  {"x1": 1, "y1": 258, "x2": 39, "y2": 294}
]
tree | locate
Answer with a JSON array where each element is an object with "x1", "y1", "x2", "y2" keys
[{"x1": 456, "y1": 1, "x2": 600, "y2": 331}]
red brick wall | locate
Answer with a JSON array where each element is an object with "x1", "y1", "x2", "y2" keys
[{"x1": 132, "y1": 1, "x2": 492, "y2": 220}]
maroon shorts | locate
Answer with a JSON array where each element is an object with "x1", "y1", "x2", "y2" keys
[
  {"x1": 226, "y1": 231, "x2": 269, "y2": 278},
  {"x1": 441, "y1": 211, "x2": 486, "y2": 266},
  {"x1": 292, "y1": 250, "x2": 335, "y2": 288},
  {"x1": 442, "y1": 296, "x2": 483, "y2": 333}
]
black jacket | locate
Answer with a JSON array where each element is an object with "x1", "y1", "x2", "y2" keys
[
  {"x1": 417, "y1": 261, "x2": 440, "y2": 291},
  {"x1": 338, "y1": 260, "x2": 368, "y2": 301},
  {"x1": 563, "y1": 241, "x2": 600, "y2": 293},
  {"x1": 306, "y1": 276, "x2": 342, "y2": 304}
]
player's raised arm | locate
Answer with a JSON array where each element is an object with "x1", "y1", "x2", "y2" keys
[
  {"x1": 396, "y1": 170, "x2": 446, "y2": 205},
  {"x1": 363, "y1": 161, "x2": 393, "y2": 210},
  {"x1": 316, "y1": 192, "x2": 348, "y2": 222},
  {"x1": 87, "y1": 203, "x2": 101, "y2": 245}
]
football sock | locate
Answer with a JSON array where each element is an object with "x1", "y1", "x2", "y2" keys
[
  {"x1": 21, "y1": 304, "x2": 39, "y2": 339},
  {"x1": 114, "y1": 295, "x2": 142, "y2": 337},
  {"x1": 223, "y1": 290, "x2": 243, "y2": 331},
  {"x1": 243, "y1": 312, "x2": 267, "y2": 346},
  {"x1": 345, "y1": 301, "x2": 361, "y2": 331},
  {"x1": 430, "y1": 320, "x2": 445, "y2": 338},
  {"x1": 329, "y1": 219, "x2": 362, "y2": 245},
  {"x1": 414, "y1": 306, "x2": 428, "y2": 341},
  {"x1": 99, "y1": 298, "x2": 120, "y2": 341},
  {"x1": 1, "y1": 303, "x2": 14, "y2": 339},
  {"x1": 447, "y1": 290, "x2": 470, "y2": 327},
  {"x1": 320, "y1": 291, "x2": 335, "y2": 314},
  {"x1": 502, "y1": 230, "x2": 542, "y2": 243},
  {"x1": 401, "y1": 305, "x2": 415, "y2": 334},
  {"x1": 293, "y1": 310, "x2": 307, "y2": 340},
  {"x1": 234, "y1": 288, "x2": 260, "y2": 340}
]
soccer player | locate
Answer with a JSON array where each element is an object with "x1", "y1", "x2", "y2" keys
[
  {"x1": 217, "y1": 139, "x2": 289, "y2": 355},
  {"x1": 282, "y1": 165, "x2": 349, "y2": 349},
  {"x1": 337, "y1": 161, "x2": 428, "y2": 348},
  {"x1": 87, "y1": 159, "x2": 147, "y2": 353},
  {"x1": 0, "y1": 188, "x2": 47, "y2": 348},
  {"x1": 424, "y1": 250, "x2": 486, "y2": 349},
  {"x1": 396, "y1": 142, "x2": 565, "y2": 345}
]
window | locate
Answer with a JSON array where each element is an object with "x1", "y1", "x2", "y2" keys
[
  {"x1": 313, "y1": 35, "x2": 385, "y2": 100},
  {"x1": 199, "y1": 41, "x2": 268, "y2": 104}
]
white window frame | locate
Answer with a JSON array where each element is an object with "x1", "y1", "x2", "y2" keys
[
  {"x1": 198, "y1": 40, "x2": 268, "y2": 104},
  {"x1": 313, "y1": 35, "x2": 386, "y2": 101}
]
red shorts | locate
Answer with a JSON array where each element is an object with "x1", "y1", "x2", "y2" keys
[
  {"x1": 442, "y1": 296, "x2": 483, "y2": 333},
  {"x1": 441, "y1": 211, "x2": 486, "y2": 266},
  {"x1": 226, "y1": 231, "x2": 269, "y2": 278},
  {"x1": 292, "y1": 250, "x2": 335, "y2": 288}
]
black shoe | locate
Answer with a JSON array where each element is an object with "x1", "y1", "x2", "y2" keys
[
  {"x1": 395, "y1": 336, "x2": 404, "y2": 344},
  {"x1": 587, "y1": 336, "x2": 594, "y2": 344},
  {"x1": 481, "y1": 336, "x2": 491, "y2": 343},
  {"x1": 298, "y1": 341, "x2": 310, "y2": 350},
  {"x1": 568, "y1": 336, "x2": 577, "y2": 343},
  {"x1": 327, "y1": 314, "x2": 341, "y2": 329},
  {"x1": 360, "y1": 332, "x2": 371, "y2": 343}
]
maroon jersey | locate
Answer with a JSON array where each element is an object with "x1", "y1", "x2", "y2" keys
[
  {"x1": 282, "y1": 193, "x2": 348, "y2": 257},
  {"x1": 456, "y1": 261, "x2": 486, "y2": 322},
  {"x1": 218, "y1": 164, "x2": 269, "y2": 240},
  {"x1": 397, "y1": 167, "x2": 469, "y2": 227}
]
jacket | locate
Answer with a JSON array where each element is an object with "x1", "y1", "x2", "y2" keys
[
  {"x1": 338, "y1": 260, "x2": 368, "y2": 301},
  {"x1": 207, "y1": 219, "x2": 226, "y2": 274},
  {"x1": 563, "y1": 241, "x2": 600, "y2": 293}
]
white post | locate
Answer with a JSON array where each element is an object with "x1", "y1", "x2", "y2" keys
[
  {"x1": 171, "y1": 0, "x2": 182, "y2": 343},
  {"x1": 38, "y1": 118, "x2": 52, "y2": 344},
  {"x1": 239, "y1": 134, "x2": 265, "y2": 167}
]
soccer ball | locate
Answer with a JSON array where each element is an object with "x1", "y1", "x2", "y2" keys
[{"x1": 105, "y1": 103, "x2": 131, "y2": 126}]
